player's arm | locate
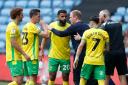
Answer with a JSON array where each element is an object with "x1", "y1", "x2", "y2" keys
[
  {"x1": 74, "y1": 39, "x2": 86, "y2": 69},
  {"x1": 39, "y1": 38, "x2": 48, "y2": 61},
  {"x1": 49, "y1": 25, "x2": 76, "y2": 37},
  {"x1": 74, "y1": 33, "x2": 82, "y2": 41},
  {"x1": 39, "y1": 20, "x2": 49, "y2": 38},
  {"x1": 105, "y1": 42, "x2": 109, "y2": 52},
  {"x1": 104, "y1": 32, "x2": 110, "y2": 52},
  {"x1": 11, "y1": 37, "x2": 30, "y2": 60}
]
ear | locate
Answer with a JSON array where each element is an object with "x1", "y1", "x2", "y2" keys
[{"x1": 103, "y1": 14, "x2": 106, "y2": 18}]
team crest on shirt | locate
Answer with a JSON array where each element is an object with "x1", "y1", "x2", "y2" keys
[
  {"x1": 99, "y1": 71, "x2": 104, "y2": 75},
  {"x1": 11, "y1": 29, "x2": 16, "y2": 34}
]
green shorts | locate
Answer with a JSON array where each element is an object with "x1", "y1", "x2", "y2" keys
[
  {"x1": 7, "y1": 60, "x2": 23, "y2": 77},
  {"x1": 80, "y1": 64, "x2": 105, "y2": 80},
  {"x1": 48, "y1": 58, "x2": 70, "y2": 73},
  {"x1": 23, "y1": 60, "x2": 39, "y2": 76}
]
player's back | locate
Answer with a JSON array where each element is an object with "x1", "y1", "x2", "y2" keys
[{"x1": 82, "y1": 28, "x2": 109, "y2": 65}]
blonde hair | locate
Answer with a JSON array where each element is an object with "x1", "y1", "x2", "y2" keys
[{"x1": 71, "y1": 10, "x2": 82, "y2": 19}]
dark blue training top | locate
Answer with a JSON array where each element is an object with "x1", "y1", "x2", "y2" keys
[{"x1": 51, "y1": 22, "x2": 89, "y2": 59}]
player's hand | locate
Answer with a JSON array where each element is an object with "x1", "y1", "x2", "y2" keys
[
  {"x1": 74, "y1": 33, "x2": 81, "y2": 40},
  {"x1": 39, "y1": 20, "x2": 45, "y2": 25},
  {"x1": 24, "y1": 54, "x2": 30, "y2": 61},
  {"x1": 47, "y1": 25, "x2": 53, "y2": 30},
  {"x1": 73, "y1": 57, "x2": 79, "y2": 69},
  {"x1": 39, "y1": 50, "x2": 44, "y2": 61}
]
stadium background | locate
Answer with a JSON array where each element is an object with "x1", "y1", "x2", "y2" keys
[{"x1": 0, "y1": 0, "x2": 128, "y2": 85}]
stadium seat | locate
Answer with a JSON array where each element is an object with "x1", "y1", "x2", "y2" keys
[
  {"x1": 42, "y1": 16, "x2": 52, "y2": 23},
  {"x1": 0, "y1": 1, "x2": 3, "y2": 8},
  {"x1": 0, "y1": 41, "x2": 5, "y2": 50},
  {"x1": 116, "y1": 7, "x2": 126, "y2": 16},
  {"x1": 28, "y1": 0, "x2": 39, "y2": 8},
  {"x1": 126, "y1": 8, "x2": 128, "y2": 14},
  {"x1": 23, "y1": 8, "x2": 31, "y2": 16},
  {"x1": 19, "y1": 24, "x2": 24, "y2": 31},
  {"x1": 22, "y1": 16, "x2": 30, "y2": 25},
  {"x1": 64, "y1": 0, "x2": 74, "y2": 8},
  {"x1": 122, "y1": 23, "x2": 128, "y2": 32},
  {"x1": 53, "y1": 7, "x2": 62, "y2": 15},
  {"x1": 124, "y1": 15, "x2": 128, "y2": 23},
  {"x1": 4, "y1": 0, "x2": 15, "y2": 8},
  {"x1": 53, "y1": 1, "x2": 63, "y2": 7},
  {"x1": 40, "y1": 0, "x2": 51, "y2": 8},
  {"x1": 0, "y1": 33, "x2": 5, "y2": 41},
  {"x1": 0, "y1": 25, "x2": 6, "y2": 33},
  {"x1": 0, "y1": 8, "x2": 11, "y2": 16},
  {"x1": 0, "y1": 16, "x2": 8, "y2": 24},
  {"x1": 111, "y1": 15, "x2": 122, "y2": 22},
  {"x1": 40, "y1": 8, "x2": 52, "y2": 16},
  {"x1": 74, "y1": 0, "x2": 82, "y2": 6},
  {"x1": 16, "y1": 0, "x2": 28, "y2": 8}
]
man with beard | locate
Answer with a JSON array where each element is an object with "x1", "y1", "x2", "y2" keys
[
  {"x1": 6, "y1": 8, "x2": 30, "y2": 85},
  {"x1": 44, "y1": 10, "x2": 98, "y2": 85},
  {"x1": 41, "y1": 10, "x2": 71, "y2": 85}
]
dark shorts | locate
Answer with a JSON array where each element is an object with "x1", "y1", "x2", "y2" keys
[{"x1": 105, "y1": 53, "x2": 127, "y2": 75}]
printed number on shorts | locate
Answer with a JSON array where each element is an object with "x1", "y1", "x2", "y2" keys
[
  {"x1": 22, "y1": 32, "x2": 28, "y2": 45},
  {"x1": 63, "y1": 65, "x2": 70, "y2": 71},
  {"x1": 92, "y1": 38, "x2": 100, "y2": 51}
]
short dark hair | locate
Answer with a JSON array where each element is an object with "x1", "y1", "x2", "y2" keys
[
  {"x1": 10, "y1": 8, "x2": 23, "y2": 19},
  {"x1": 57, "y1": 10, "x2": 67, "y2": 15},
  {"x1": 29, "y1": 9, "x2": 40, "y2": 18},
  {"x1": 89, "y1": 16, "x2": 99, "y2": 24}
]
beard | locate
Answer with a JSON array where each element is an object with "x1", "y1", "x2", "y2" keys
[{"x1": 59, "y1": 19, "x2": 66, "y2": 26}]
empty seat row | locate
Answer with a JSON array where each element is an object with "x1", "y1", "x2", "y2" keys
[
  {"x1": 116, "y1": 7, "x2": 128, "y2": 16},
  {"x1": 2, "y1": 0, "x2": 39, "y2": 8},
  {"x1": 111, "y1": 15, "x2": 128, "y2": 23}
]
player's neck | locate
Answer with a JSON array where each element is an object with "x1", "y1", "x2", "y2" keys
[
  {"x1": 76, "y1": 19, "x2": 81, "y2": 23},
  {"x1": 31, "y1": 19, "x2": 36, "y2": 24},
  {"x1": 58, "y1": 22, "x2": 66, "y2": 26},
  {"x1": 13, "y1": 19, "x2": 19, "y2": 25},
  {"x1": 91, "y1": 24, "x2": 98, "y2": 28}
]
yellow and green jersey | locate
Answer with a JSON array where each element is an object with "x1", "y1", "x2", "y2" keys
[
  {"x1": 48, "y1": 21, "x2": 71, "y2": 60},
  {"x1": 82, "y1": 28, "x2": 109, "y2": 65},
  {"x1": 6, "y1": 21, "x2": 22, "y2": 61},
  {"x1": 22, "y1": 22, "x2": 41, "y2": 61}
]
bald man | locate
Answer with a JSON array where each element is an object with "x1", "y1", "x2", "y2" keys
[{"x1": 99, "y1": 9, "x2": 127, "y2": 85}]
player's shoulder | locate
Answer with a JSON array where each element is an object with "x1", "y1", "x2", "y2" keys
[
  {"x1": 6, "y1": 22, "x2": 18, "y2": 32},
  {"x1": 49, "y1": 21, "x2": 57, "y2": 26},
  {"x1": 7, "y1": 21, "x2": 17, "y2": 27},
  {"x1": 66, "y1": 22, "x2": 70, "y2": 25},
  {"x1": 98, "y1": 28, "x2": 108, "y2": 33},
  {"x1": 106, "y1": 21, "x2": 121, "y2": 27},
  {"x1": 83, "y1": 28, "x2": 91, "y2": 35}
]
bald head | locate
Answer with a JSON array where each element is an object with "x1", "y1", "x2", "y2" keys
[
  {"x1": 99, "y1": 9, "x2": 110, "y2": 23},
  {"x1": 100, "y1": 9, "x2": 110, "y2": 17}
]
